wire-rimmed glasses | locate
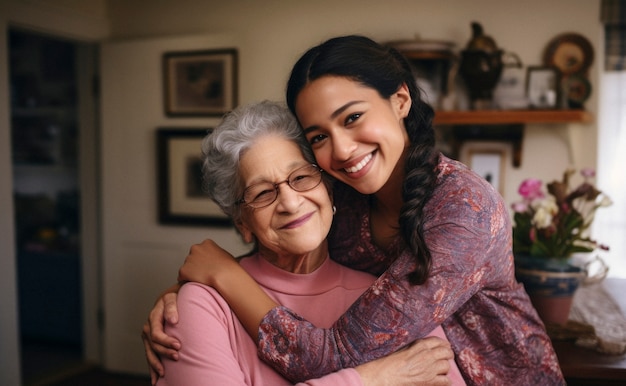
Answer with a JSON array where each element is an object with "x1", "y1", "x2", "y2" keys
[{"x1": 239, "y1": 164, "x2": 323, "y2": 209}]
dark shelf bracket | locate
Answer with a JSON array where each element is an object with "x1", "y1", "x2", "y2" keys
[{"x1": 440, "y1": 124, "x2": 524, "y2": 167}]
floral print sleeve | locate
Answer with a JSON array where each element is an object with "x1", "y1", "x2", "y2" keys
[{"x1": 257, "y1": 156, "x2": 564, "y2": 386}]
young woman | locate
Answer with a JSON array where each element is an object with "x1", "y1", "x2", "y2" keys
[
  {"x1": 155, "y1": 100, "x2": 462, "y2": 386},
  {"x1": 145, "y1": 36, "x2": 565, "y2": 386}
]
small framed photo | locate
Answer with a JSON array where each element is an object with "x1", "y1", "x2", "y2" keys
[
  {"x1": 526, "y1": 66, "x2": 559, "y2": 109},
  {"x1": 156, "y1": 128, "x2": 231, "y2": 226},
  {"x1": 460, "y1": 141, "x2": 511, "y2": 195},
  {"x1": 163, "y1": 49, "x2": 238, "y2": 116}
]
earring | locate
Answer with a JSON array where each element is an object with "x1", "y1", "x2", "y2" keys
[{"x1": 332, "y1": 205, "x2": 337, "y2": 215}]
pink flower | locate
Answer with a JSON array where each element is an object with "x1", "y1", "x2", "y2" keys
[
  {"x1": 580, "y1": 168, "x2": 596, "y2": 178},
  {"x1": 518, "y1": 178, "x2": 544, "y2": 200}
]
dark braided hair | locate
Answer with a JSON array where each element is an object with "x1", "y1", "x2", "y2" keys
[{"x1": 286, "y1": 35, "x2": 439, "y2": 284}]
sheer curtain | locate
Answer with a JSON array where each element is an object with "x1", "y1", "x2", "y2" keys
[{"x1": 596, "y1": 0, "x2": 626, "y2": 278}]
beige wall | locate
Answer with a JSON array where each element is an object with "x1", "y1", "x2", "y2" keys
[
  {"x1": 100, "y1": 0, "x2": 602, "y2": 374},
  {"x1": 105, "y1": 0, "x2": 603, "y2": 201},
  {"x1": 0, "y1": 0, "x2": 602, "y2": 379}
]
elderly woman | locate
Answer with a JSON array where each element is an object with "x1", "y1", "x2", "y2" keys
[{"x1": 154, "y1": 101, "x2": 464, "y2": 386}]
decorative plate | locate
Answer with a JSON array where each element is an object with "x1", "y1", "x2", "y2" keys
[{"x1": 543, "y1": 33, "x2": 594, "y2": 75}]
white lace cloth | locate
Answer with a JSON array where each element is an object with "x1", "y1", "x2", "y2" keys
[{"x1": 569, "y1": 281, "x2": 626, "y2": 355}]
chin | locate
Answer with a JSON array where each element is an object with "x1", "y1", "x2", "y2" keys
[{"x1": 285, "y1": 234, "x2": 326, "y2": 255}]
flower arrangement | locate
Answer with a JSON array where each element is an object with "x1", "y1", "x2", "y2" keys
[{"x1": 511, "y1": 168, "x2": 612, "y2": 259}]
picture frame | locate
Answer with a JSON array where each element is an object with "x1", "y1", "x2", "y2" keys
[
  {"x1": 493, "y1": 66, "x2": 529, "y2": 109},
  {"x1": 526, "y1": 66, "x2": 559, "y2": 109},
  {"x1": 460, "y1": 141, "x2": 510, "y2": 195},
  {"x1": 157, "y1": 128, "x2": 231, "y2": 226},
  {"x1": 163, "y1": 49, "x2": 238, "y2": 116}
]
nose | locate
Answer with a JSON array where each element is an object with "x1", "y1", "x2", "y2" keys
[
  {"x1": 274, "y1": 182, "x2": 302, "y2": 212},
  {"x1": 331, "y1": 130, "x2": 357, "y2": 162}
]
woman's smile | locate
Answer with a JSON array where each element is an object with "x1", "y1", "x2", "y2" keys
[
  {"x1": 280, "y1": 212, "x2": 314, "y2": 230},
  {"x1": 342, "y1": 152, "x2": 374, "y2": 174}
]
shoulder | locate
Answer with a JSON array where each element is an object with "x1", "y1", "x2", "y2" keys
[
  {"x1": 434, "y1": 155, "x2": 503, "y2": 206},
  {"x1": 427, "y1": 155, "x2": 509, "y2": 231},
  {"x1": 423, "y1": 156, "x2": 512, "y2": 269},
  {"x1": 178, "y1": 282, "x2": 227, "y2": 310}
]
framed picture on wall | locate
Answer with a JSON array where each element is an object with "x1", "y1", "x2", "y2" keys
[
  {"x1": 163, "y1": 49, "x2": 238, "y2": 116},
  {"x1": 460, "y1": 141, "x2": 511, "y2": 195},
  {"x1": 156, "y1": 128, "x2": 231, "y2": 226}
]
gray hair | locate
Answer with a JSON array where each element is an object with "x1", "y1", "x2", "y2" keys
[{"x1": 201, "y1": 100, "x2": 316, "y2": 223}]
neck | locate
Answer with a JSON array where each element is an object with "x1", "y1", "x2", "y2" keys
[
  {"x1": 257, "y1": 241, "x2": 328, "y2": 274},
  {"x1": 373, "y1": 154, "x2": 406, "y2": 221},
  {"x1": 368, "y1": 153, "x2": 405, "y2": 248}
]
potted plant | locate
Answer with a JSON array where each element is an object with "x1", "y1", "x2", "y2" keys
[{"x1": 511, "y1": 168, "x2": 612, "y2": 325}]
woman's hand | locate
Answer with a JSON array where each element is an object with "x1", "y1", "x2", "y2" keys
[
  {"x1": 177, "y1": 239, "x2": 239, "y2": 285},
  {"x1": 180, "y1": 239, "x2": 279, "y2": 340},
  {"x1": 142, "y1": 283, "x2": 182, "y2": 385},
  {"x1": 356, "y1": 336, "x2": 454, "y2": 386}
]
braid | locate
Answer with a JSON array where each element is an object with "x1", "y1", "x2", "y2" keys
[
  {"x1": 390, "y1": 47, "x2": 439, "y2": 285},
  {"x1": 400, "y1": 99, "x2": 438, "y2": 284}
]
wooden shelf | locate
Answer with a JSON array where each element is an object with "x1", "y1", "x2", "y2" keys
[
  {"x1": 433, "y1": 109, "x2": 593, "y2": 168},
  {"x1": 434, "y1": 109, "x2": 592, "y2": 126}
]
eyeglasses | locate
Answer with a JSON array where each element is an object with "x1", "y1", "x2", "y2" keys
[{"x1": 239, "y1": 164, "x2": 323, "y2": 209}]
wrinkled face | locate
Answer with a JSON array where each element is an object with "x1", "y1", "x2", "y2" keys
[
  {"x1": 237, "y1": 135, "x2": 333, "y2": 260},
  {"x1": 295, "y1": 76, "x2": 411, "y2": 195}
]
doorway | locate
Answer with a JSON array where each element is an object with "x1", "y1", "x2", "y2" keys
[{"x1": 9, "y1": 28, "x2": 101, "y2": 385}]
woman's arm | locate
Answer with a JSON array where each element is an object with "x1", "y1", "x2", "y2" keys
[
  {"x1": 177, "y1": 240, "x2": 278, "y2": 339},
  {"x1": 159, "y1": 282, "x2": 455, "y2": 386},
  {"x1": 252, "y1": 183, "x2": 502, "y2": 382},
  {"x1": 170, "y1": 200, "x2": 491, "y2": 383},
  {"x1": 157, "y1": 283, "x2": 255, "y2": 386},
  {"x1": 143, "y1": 240, "x2": 279, "y2": 382},
  {"x1": 257, "y1": 244, "x2": 483, "y2": 382}
]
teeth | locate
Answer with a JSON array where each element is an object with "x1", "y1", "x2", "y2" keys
[{"x1": 344, "y1": 153, "x2": 372, "y2": 173}]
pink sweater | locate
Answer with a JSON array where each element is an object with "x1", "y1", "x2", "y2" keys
[{"x1": 157, "y1": 253, "x2": 465, "y2": 385}]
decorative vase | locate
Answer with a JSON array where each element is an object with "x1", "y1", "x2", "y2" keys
[
  {"x1": 515, "y1": 256, "x2": 585, "y2": 325},
  {"x1": 514, "y1": 255, "x2": 609, "y2": 325},
  {"x1": 458, "y1": 22, "x2": 522, "y2": 109}
]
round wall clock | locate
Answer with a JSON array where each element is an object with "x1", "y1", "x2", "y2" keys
[{"x1": 543, "y1": 33, "x2": 594, "y2": 75}]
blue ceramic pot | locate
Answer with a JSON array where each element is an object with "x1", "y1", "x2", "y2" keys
[
  {"x1": 514, "y1": 255, "x2": 585, "y2": 297},
  {"x1": 514, "y1": 255, "x2": 586, "y2": 324}
]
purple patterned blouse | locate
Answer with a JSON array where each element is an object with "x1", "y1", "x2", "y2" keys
[{"x1": 257, "y1": 155, "x2": 565, "y2": 386}]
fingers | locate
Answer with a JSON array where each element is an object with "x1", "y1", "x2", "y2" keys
[
  {"x1": 147, "y1": 300, "x2": 181, "y2": 354},
  {"x1": 142, "y1": 326, "x2": 164, "y2": 385},
  {"x1": 356, "y1": 336, "x2": 456, "y2": 386},
  {"x1": 162, "y1": 292, "x2": 179, "y2": 324},
  {"x1": 405, "y1": 337, "x2": 454, "y2": 367},
  {"x1": 428, "y1": 375, "x2": 453, "y2": 386},
  {"x1": 410, "y1": 335, "x2": 451, "y2": 351}
]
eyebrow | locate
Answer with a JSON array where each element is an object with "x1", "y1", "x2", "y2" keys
[
  {"x1": 245, "y1": 161, "x2": 310, "y2": 186},
  {"x1": 302, "y1": 100, "x2": 364, "y2": 135}
]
